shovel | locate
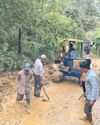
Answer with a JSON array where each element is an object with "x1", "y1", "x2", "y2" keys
[{"x1": 42, "y1": 84, "x2": 49, "y2": 102}]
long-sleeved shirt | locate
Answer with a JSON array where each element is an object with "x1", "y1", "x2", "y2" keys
[
  {"x1": 85, "y1": 69, "x2": 98, "y2": 101},
  {"x1": 34, "y1": 58, "x2": 44, "y2": 76}
]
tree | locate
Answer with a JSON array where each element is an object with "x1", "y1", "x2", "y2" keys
[{"x1": 0, "y1": 0, "x2": 100, "y2": 71}]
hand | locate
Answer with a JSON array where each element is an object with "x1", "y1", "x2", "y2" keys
[
  {"x1": 41, "y1": 77, "x2": 46, "y2": 82},
  {"x1": 89, "y1": 100, "x2": 95, "y2": 107},
  {"x1": 41, "y1": 77, "x2": 47, "y2": 85},
  {"x1": 41, "y1": 76, "x2": 44, "y2": 82}
]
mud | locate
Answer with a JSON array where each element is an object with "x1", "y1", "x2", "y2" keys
[{"x1": 0, "y1": 59, "x2": 100, "y2": 125}]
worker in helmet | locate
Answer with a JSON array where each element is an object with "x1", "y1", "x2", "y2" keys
[
  {"x1": 34, "y1": 54, "x2": 47, "y2": 97},
  {"x1": 16, "y1": 63, "x2": 33, "y2": 114}
]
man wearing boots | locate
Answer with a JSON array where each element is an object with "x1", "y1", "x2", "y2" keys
[
  {"x1": 80, "y1": 60, "x2": 98, "y2": 123},
  {"x1": 34, "y1": 54, "x2": 47, "y2": 97},
  {"x1": 16, "y1": 63, "x2": 32, "y2": 114}
]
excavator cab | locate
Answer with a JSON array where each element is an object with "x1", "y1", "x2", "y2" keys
[{"x1": 60, "y1": 39, "x2": 84, "y2": 82}]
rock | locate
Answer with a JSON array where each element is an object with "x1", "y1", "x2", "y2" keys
[
  {"x1": 0, "y1": 83, "x2": 3, "y2": 87},
  {"x1": 2, "y1": 96, "x2": 8, "y2": 104},
  {"x1": 51, "y1": 71, "x2": 63, "y2": 83},
  {"x1": 2, "y1": 81, "x2": 10, "y2": 85},
  {"x1": 0, "y1": 92, "x2": 3, "y2": 98},
  {"x1": 0, "y1": 105, "x2": 3, "y2": 112},
  {"x1": 48, "y1": 70, "x2": 54, "y2": 75},
  {"x1": 92, "y1": 63, "x2": 97, "y2": 69},
  {"x1": 0, "y1": 93, "x2": 3, "y2": 104},
  {"x1": 47, "y1": 64, "x2": 59, "y2": 71},
  {"x1": 64, "y1": 106, "x2": 68, "y2": 109}
]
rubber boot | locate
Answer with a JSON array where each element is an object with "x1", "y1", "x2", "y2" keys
[
  {"x1": 87, "y1": 114, "x2": 92, "y2": 122},
  {"x1": 34, "y1": 88, "x2": 41, "y2": 97},
  {"x1": 26, "y1": 104, "x2": 30, "y2": 114}
]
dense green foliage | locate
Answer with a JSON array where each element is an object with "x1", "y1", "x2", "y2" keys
[{"x1": 0, "y1": 0, "x2": 100, "y2": 71}]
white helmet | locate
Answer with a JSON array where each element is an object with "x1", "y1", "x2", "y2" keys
[{"x1": 40, "y1": 54, "x2": 47, "y2": 59}]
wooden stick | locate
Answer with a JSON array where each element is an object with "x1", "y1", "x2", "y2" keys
[{"x1": 42, "y1": 85, "x2": 49, "y2": 101}]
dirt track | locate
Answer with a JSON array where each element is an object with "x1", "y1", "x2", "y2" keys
[
  {"x1": 0, "y1": 59, "x2": 100, "y2": 125},
  {"x1": 0, "y1": 81, "x2": 87, "y2": 125}
]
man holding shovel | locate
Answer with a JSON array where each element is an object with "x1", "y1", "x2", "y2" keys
[{"x1": 34, "y1": 54, "x2": 47, "y2": 98}]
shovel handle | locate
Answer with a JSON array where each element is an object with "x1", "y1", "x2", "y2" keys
[{"x1": 42, "y1": 85, "x2": 49, "y2": 101}]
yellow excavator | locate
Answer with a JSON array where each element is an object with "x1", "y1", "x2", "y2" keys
[{"x1": 55, "y1": 38, "x2": 84, "y2": 82}]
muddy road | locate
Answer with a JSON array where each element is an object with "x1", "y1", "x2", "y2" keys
[{"x1": 0, "y1": 59, "x2": 100, "y2": 125}]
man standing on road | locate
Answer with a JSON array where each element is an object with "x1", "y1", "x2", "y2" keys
[
  {"x1": 80, "y1": 60, "x2": 98, "y2": 123},
  {"x1": 16, "y1": 63, "x2": 33, "y2": 114},
  {"x1": 34, "y1": 54, "x2": 47, "y2": 97}
]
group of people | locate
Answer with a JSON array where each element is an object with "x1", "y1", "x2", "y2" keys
[
  {"x1": 16, "y1": 53, "x2": 98, "y2": 124},
  {"x1": 16, "y1": 54, "x2": 47, "y2": 113}
]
